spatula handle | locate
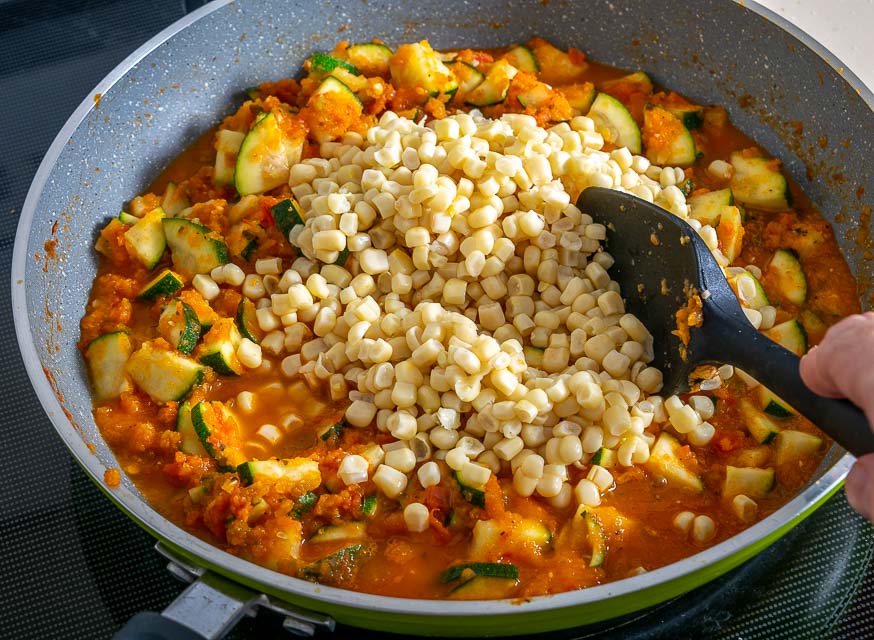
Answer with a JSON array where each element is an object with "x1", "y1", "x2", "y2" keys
[{"x1": 711, "y1": 316, "x2": 874, "y2": 458}]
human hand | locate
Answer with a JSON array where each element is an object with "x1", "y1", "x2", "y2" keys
[{"x1": 800, "y1": 312, "x2": 874, "y2": 522}]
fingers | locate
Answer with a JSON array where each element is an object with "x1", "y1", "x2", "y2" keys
[
  {"x1": 799, "y1": 346, "x2": 843, "y2": 398},
  {"x1": 845, "y1": 456, "x2": 874, "y2": 523}
]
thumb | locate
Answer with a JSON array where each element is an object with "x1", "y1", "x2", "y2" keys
[{"x1": 845, "y1": 456, "x2": 874, "y2": 523}]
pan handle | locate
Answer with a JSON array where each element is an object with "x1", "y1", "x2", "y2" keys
[{"x1": 113, "y1": 543, "x2": 336, "y2": 639}]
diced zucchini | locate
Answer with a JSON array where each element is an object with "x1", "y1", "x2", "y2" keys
[
  {"x1": 440, "y1": 562, "x2": 519, "y2": 583},
  {"x1": 214, "y1": 129, "x2": 245, "y2": 186},
  {"x1": 731, "y1": 270, "x2": 770, "y2": 310},
  {"x1": 162, "y1": 182, "x2": 190, "y2": 217},
  {"x1": 188, "y1": 483, "x2": 210, "y2": 504},
  {"x1": 237, "y1": 457, "x2": 321, "y2": 487},
  {"x1": 292, "y1": 491, "x2": 319, "y2": 519},
  {"x1": 197, "y1": 318, "x2": 244, "y2": 375},
  {"x1": 180, "y1": 290, "x2": 218, "y2": 334},
  {"x1": 361, "y1": 494, "x2": 378, "y2": 517},
  {"x1": 775, "y1": 430, "x2": 823, "y2": 465},
  {"x1": 310, "y1": 52, "x2": 359, "y2": 75},
  {"x1": 123, "y1": 207, "x2": 166, "y2": 269},
  {"x1": 523, "y1": 345, "x2": 544, "y2": 368},
  {"x1": 516, "y1": 82, "x2": 554, "y2": 109},
  {"x1": 740, "y1": 398, "x2": 781, "y2": 444},
  {"x1": 334, "y1": 246, "x2": 350, "y2": 267},
  {"x1": 299, "y1": 543, "x2": 368, "y2": 584},
  {"x1": 502, "y1": 45, "x2": 539, "y2": 73},
  {"x1": 757, "y1": 386, "x2": 796, "y2": 418},
  {"x1": 469, "y1": 517, "x2": 550, "y2": 560},
  {"x1": 309, "y1": 521, "x2": 367, "y2": 544},
  {"x1": 176, "y1": 401, "x2": 208, "y2": 456},
  {"x1": 516, "y1": 520, "x2": 552, "y2": 547},
  {"x1": 126, "y1": 341, "x2": 204, "y2": 403},
  {"x1": 270, "y1": 198, "x2": 306, "y2": 240},
  {"x1": 587, "y1": 93, "x2": 641, "y2": 154},
  {"x1": 447, "y1": 61, "x2": 485, "y2": 102},
  {"x1": 465, "y1": 59, "x2": 518, "y2": 107},
  {"x1": 191, "y1": 400, "x2": 246, "y2": 468},
  {"x1": 162, "y1": 218, "x2": 229, "y2": 278},
  {"x1": 601, "y1": 71, "x2": 654, "y2": 98},
  {"x1": 318, "y1": 420, "x2": 345, "y2": 443},
  {"x1": 449, "y1": 576, "x2": 518, "y2": 600},
  {"x1": 346, "y1": 42, "x2": 393, "y2": 77},
  {"x1": 389, "y1": 41, "x2": 458, "y2": 98},
  {"x1": 470, "y1": 519, "x2": 502, "y2": 558},
  {"x1": 722, "y1": 465, "x2": 775, "y2": 499},
  {"x1": 667, "y1": 103, "x2": 704, "y2": 130},
  {"x1": 158, "y1": 300, "x2": 201, "y2": 354},
  {"x1": 580, "y1": 509, "x2": 606, "y2": 567},
  {"x1": 247, "y1": 499, "x2": 270, "y2": 524},
  {"x1": 235, "y1": 111, "x2": 304, "y2": 196},
  {"x1": 689, "y1": 188, "x2": 734, "y2": 226},
  {"x1": 117, "y1": 211, "x2": 139, "y2": 225},
  {"x1": 85, "y1": 331, "x2": 133, "y2": 401},
  {"x1": 235, "y1": 298, "x2": 262, "y2": 344},
  {"x1": 557, "y1": 82, "x2": 597, "y2": 115},
  {"x1": 455, "y1": 470, "x2": 486, "y2": 508},
  {"x1": 642, "y1": 105, "x2": 697, "y2": 167},
  {"x1": 138, "y1": 269, "x2": 184, "y2": 300},
  {"x1": 591, "y1": 447, "x2": 617, "y2": 468},
  {"x1": 768, "y1": 249, "x2": 807, "y2": 305},
  {"x1": 531, "y1": 41, "x2": 587, "y2": 85},
  {"x1": 645, "y1": 432, "x2": 704, "y2": 492},
  {"x1": 766, "y1": 318, "x2": 808, "y2": 356},
  {"x1": 716, "y1": 205, "x2": 744, "y2": 263},
  {"x1": 729, "y1": 151, "x2": 791, "y2": 211}
]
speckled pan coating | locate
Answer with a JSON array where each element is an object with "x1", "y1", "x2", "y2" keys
[{"x1": 11, "y1": 0, "x2": 872, "y2": 635}]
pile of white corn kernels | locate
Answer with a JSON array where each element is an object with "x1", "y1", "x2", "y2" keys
[{"x1": 214, "y1": 110, "x2": 760, "y2": 517}]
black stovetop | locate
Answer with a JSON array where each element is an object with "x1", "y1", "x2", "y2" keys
[{"x1": 1, "y1": 2, "x2": 872, "y2": 638}]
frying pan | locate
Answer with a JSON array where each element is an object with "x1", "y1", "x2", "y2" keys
[{"x1": 11, "y1": 0, "x2": 874, "y2": 636}]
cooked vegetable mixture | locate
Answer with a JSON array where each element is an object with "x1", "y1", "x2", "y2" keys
[{"x1": 80, "y1": 38, "x2": 860, "y2": 599}]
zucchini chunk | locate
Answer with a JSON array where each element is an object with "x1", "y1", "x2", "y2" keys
[
  {"x1": 645, "y1": 432, "x2": 703, "y2": 492},
  {"x1": 767, "y1": 249, "x2": 807, "y2": 305},
  {"x1": 346, "y1": 42, "x2": 393, "y2": 77},
  {"x1": 123, "y1": 207, "x2": 166, "y2": 269},
  {"x1": 516, "y1": 82, "x2": 555, "y2": 109},
  {"x1": 138, "y1": 268, "x2": 185, "y2": 301},
  {"x1": 601, "y1": 71, "x2": 654, "y2": 99},
  {"x1": 757, "y1": 386, "x2": 796, "y2": 418},
  {"x1": 310, "y1": 52, "x2": 359, "y2": 76},
  {"x1": 469, "y1": 517, "x2": 551, "y2": 560},
  {"x1": 117, "y1": 211, "x2": 139, "y2": 225},
  {"x1": 689, "y1": 188, "x2": 734, "y2": 226},
  {"x1": 580, "y1": 509, "x2": 606, "y2": 567},
  {"x1": 161, "y1": 182, "x2": 190, "y2": 217},
  {"x1": 652, "y1": 92, "x2": 704, "y2": 129},
  {"x1": 197, "y1": 318, "x2": 244, "y2": 375},
  {"x1": 642, "y1": 105, "x2": 697, "y2": 167},
  {"x1": 235, "y1": 111, "x2": 305, "y2": 196},
  {"x1": 291, "y1": 491, "x2": 319, "y2": 519},
  {"x1": 766, "y1": 318, "x2": 808, "y2": 356},
  {"x1": 235, "y1": 297, "x2": 262, "y2": 344},
  {"x1": 85, "y1": 331, "x2": 133, "y2": 401},
  {"x1": 162, "y1": 218, "x2": 229, "y2": 278},
  {"x1": 449, "y1": 576, "x2": 518, "y2": 600},
  {"x1": 740, "y1": 398, "x2": 781, "y2": 444},
  {"x1": 191, "y1": 400, "x2": 247, "y2": 468},
  {"x1": 361, "y1": 494, "x2": 378, "y2": 517},
  {"x1": 465, "y1": 59, "x2": 518, "y2": 107},
  {"x1": 447, "y1": 61, "x2": 485, "y2": 102},
  {"x1": 729, "y1": 270, "x2": 770, "y2": 310},
  {"x1": 440, "y1": 562, "x2": 519, "y2": 583},
  {"x1": 729, "y1": 151, "x2": 791, "y2": 211},
  {"x1": 502, "y1": 45, "x2": 539, "y2": 73},
  {"x1": 722, "y1": 465, "x2": 775, "y2": 499},
  {"x1": 179, "y1": 290, "x2": 218, "y2": 334},
  {"x1": 591, "y1": 447, "x2": 617, "y2": 468},
  {"x1": 176, "y1": 401, "x2": 208, "y2": 456},
  {"x1": 126, "y1": 341, "x2": 204, "y2": 403},
  {"x1": 299, "y1": 543, "x2": 371, "y2": 585},
  {"x1": 455, "y1": 470, "x2": 486, "y2": 508},
  {"x1": 389, "y1": 41, "x2": 458, "y2": 99},
  {"x1": 270, "y1": 197, "x2": 306, "y2": 240},
  {"x1": 318, "y1": 420, "x2": 345, "y2": 443},
  {"x1": 587, "y1": 93, "x2": 641, "y2": 154},
  {"x1": 775, "y1": 430, "x2": 823, "y2": 465},
  {"x1": 214, "y1": 129, "x2": 245, "y2": 186},
  {"x1": 309, "y1": 521, "x2": 367, "y2": 544},
  {"x1": 158, "y1": 300, "x2": 201, "y2": 354},
  {"x1": 237, "y1": 457, "x2": 321, "y2": 488},
  {"x1": 530, "y1": 40, "x2": 587, "y2": 85},
  {"x1": 716, "y1": 205, "x2": 744, "y2": 263},
  {"x1": 557, "y1": 82, "x2": 597, "y2": 115}
]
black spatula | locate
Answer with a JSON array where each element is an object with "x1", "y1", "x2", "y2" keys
[{"x1": 577, "y1": 186, "x2": 874, "y2": 457}]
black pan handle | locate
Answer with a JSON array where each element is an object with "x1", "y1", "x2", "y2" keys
[
  {"x1": 703, "y1": 304, "x2": 874, "y2": 458},
  {"x1": 113, "y1": 612, "x2": 205, "y2": 640}
]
